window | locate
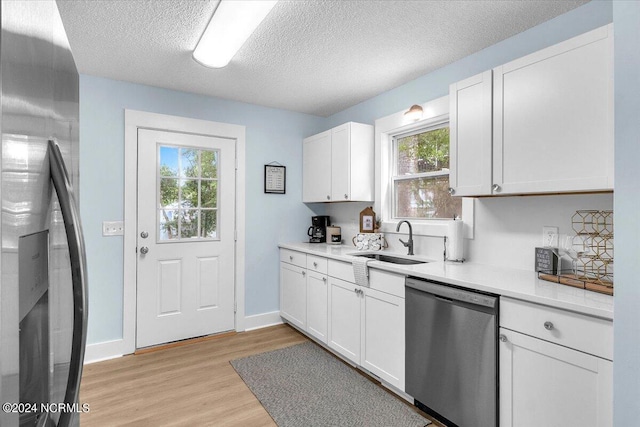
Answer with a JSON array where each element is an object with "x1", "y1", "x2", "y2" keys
[
  {"x1": 158, "y1": 145, "x2": 219, "y2": 241},
  {"x1": 392, "y1": 124, "x2": 461, "y2": 219}
]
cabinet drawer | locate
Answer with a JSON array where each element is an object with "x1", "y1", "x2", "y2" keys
[
  {"x1": 369, "y1": 269, "x2": 405, "y2": 298},
  {"x1": 280, "y1": 249, "x2": 306, "y2": 268},
  {"x1": 500, "y1": 297, "x2": 613, "y2": 360},
  {"x1": 307, "y1": 255, "x2": 328, "y2": 274},
  {"x1": 328, "y1": 259, "x2": 355, "y2": 283}
]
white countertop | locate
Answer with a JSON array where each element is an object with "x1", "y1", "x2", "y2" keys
[{"x1": 279, "y1": 242, "x2": 614, "y2": 320}]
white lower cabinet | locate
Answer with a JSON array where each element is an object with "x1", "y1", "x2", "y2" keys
[
  {"x1": 327, "y1": 277, "x2": 362, "y2": 363},
  {"x1": 306, "y1": 270, "x2": 328, "y2": 344},
  {"x1": 326, "y1": 265, "x2": 406, "y2": 392},
  {"x1": 279, "y1": 261, "x2": 307, "y2": 330},
  {"x1": 361, "y1": 286, "x2": 405, "y2": 390},
  {"x1": 499, "y1": 297, "x2": 613, "y2": 427}
]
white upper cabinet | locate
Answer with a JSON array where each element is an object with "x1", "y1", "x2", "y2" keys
[
  {"x1": 449, "y1": 70, "x2": 493, "y2": 196},
  {"x1": 303, "y1": 122, "x2": 374, "y2": 203},
  {"x1": 302, "y1": 130, "x2": 332, "y2": 202},
  {"x1": 450, "y1": 24, "x2": 614, "y2": 196}
]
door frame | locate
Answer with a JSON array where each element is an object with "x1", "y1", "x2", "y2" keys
[{"x1": 123, "y1": 110, "x2": 246, "y2": 354}]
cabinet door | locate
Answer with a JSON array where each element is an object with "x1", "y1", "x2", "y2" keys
[
  {"x1": 361, "y1": 287, "x2": 405, "y2": 391},
  {"x1": 306, "y1": 271, "x2": 328, "y2": 344},
  {"x1": 449, "y1": 70, "x2": 493, "y2": 196},
  {"x1": 330, "y1": 123, "x2": 350, "y2": 202},
  {"x1": 303, "y1": 130, "x2": 332, "y2": 202},
  {"x1": 327, "y1": 277, "x2": 361, "y2": 364},
  {"x1": 493, "y1": 25, "x2": 613, "y2": 195},
  {"x1": 500, "y1": 328, "x2": 613, "y2": 427},
  {"x1": 280, "y1": 262, "x2": 306, "y2": 329}
]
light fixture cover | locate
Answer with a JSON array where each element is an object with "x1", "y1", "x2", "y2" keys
[
  {"x1": 404, "y1": 104, "x2": 424, "y2": 121},
  {"x1": 193, "y1": 0, "x2": 278, "y2": 68}
]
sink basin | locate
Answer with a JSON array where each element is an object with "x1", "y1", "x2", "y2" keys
[{"x1": 352, "y1": 253, "x2": 428, "y2": 265}]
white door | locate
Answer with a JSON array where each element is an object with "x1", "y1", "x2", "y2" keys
[
  {"x1": 327, "y1": 277, "x2": 361, "y2": 364},
  {"x1": 302, "y1": 130, "x2": 331, "y2": 202},
  {"x1": 136, "y1": 129, "x2": 236, "y2": 348}
]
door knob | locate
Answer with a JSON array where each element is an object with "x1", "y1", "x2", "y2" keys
[
  {"x1": 544, "y1": 321, "x2": 554, "y2": 331},
  {"x1": 140, "y1": 246, "x2": 149, "y2": 255},
  {"x1": 499, "y1": 334, "x2": 508, "y2": 343},
  {"x1": 140, "y1": 231, "x2": 149, "y2": 239}
]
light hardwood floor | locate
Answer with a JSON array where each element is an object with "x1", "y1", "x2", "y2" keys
[{"x1": 80, "y1": 324, "x2": 438, "y2": 426}]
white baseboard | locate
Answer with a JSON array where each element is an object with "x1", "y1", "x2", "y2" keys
[
  {"x1": 244, "y1": 311, "x2": 283, "y2": 331},
  {"x1": 83, "y1": 339, "x2": 127, "y2": 364}
]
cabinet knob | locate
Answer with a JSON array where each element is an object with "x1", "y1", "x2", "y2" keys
[
  {"x1": 302, "y1": 271, "x2": 306, "y2": 276},
  {"x1": 344, "y1": 194, "x2": 348, "y2": 199},
  {"x1": 492, "y1": 184, "x2": 501, "y2": 192},
  {"x1": 327, "y1": 195, "x2": 330, "y2": 200},
  {"x1": 289, "y1": 256, "x2": 293, "y2": 261},
  {"x1": 448, "y1": 187, "x2": 455, "y2": 195},
  {"x1": 322, "y1": 277, "x2": 327, "y2": 282},
  {"x1": 354, "y1": 288, "x2": 358, "y2": 294},
  {"x1": 544, "y1": 321, "x2": 554, "y2": 331},
  {"x1": 313, "y1": 262, "x2": 318, "y2": 267},
  {"x1": 499, "y1": 334, "x2": 508, "y2": 343}
]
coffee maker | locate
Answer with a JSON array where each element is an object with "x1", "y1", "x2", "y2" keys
[{"x1": 307, "y1": 216, "x2": 330, "y2": 243}]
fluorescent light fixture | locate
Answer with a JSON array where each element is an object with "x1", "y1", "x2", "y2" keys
[{"x1": 193, "y1": 0, "x2": 278, "y2": 68}]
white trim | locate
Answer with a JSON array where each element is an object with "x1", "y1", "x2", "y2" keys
[
  {"x1": 244, "y1": 311, "x2": 283, "y2": 331},
  {"x1": 83, "y1": 339, "x2": 125, "y2": 364},
  {"x1": 123, "y1": 110, "x2": 246, "y2": 356},
  {"x1": 374, "y1": 96, "x2": 474, "y2": 239}
]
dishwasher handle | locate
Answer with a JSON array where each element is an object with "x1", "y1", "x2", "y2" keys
[{"x1": 406, "y1": 277, "x2": 497, "y2": 310}]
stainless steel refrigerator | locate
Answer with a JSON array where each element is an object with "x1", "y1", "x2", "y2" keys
[{"x1": 0, "y1": 1, "x2": 88, "y2": 426}]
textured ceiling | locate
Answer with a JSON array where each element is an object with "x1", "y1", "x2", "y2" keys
[{"x1": 56, "y1": 0, "x2": 588, "y2": 117}]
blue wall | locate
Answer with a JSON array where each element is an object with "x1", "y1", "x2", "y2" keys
[
  {"x1": 613, "y1": 1, "x2": 640, "y2": 424},
  {"x1": 80, "y1": 76, "x2": 325, "y2": 344}
]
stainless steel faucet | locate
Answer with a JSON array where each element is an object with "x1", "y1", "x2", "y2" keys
[{"x1": 396, "y1": 220, "x2": 414, "y2": 255}]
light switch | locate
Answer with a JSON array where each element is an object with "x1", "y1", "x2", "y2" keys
[{"x1": 103, "y1": 221, "x2": 124, "y2": 236}]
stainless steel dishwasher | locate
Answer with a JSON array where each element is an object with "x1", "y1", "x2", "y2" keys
[{"x1": 405, "y1": 277, "x2": 499, "y2": 427}]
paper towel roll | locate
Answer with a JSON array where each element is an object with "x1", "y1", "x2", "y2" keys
[{"x1": 447, "y1": 219, "x2": 464, "y2": 261}]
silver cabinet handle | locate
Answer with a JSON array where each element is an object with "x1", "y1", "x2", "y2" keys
[
  {"x1": 140, "y1": 246, "x2": 149, "y2": 255},
  {"x1": 327, "y1": 195, "x2": 330, "y2": 200},
  {"x1": 544, "y1": 321, "x2": 554, "y2": 331},
  {"x1": 289, "y1": 255, "x2": 293, "y2": 261},
  {"x1": 313, "y1": 262, "x2": 318, "y2": 267},
  {"x1": 140, "y1": 231, "x2": 149, "y2": 239},
  {"x1": 492, "y1": 184, "x2": 501, "y2": 192},
  {"x1": 354, "y1": 288, "x2": 358, "y2": 294},
  {"x1": 499, "y1": 334, "x2": 508, "y2": 343},
  {"x1": 448, "y1": 187, "x2": 455, "y2": 195},
  {"x1": 344, "y1": 194, "x2": 348, "y2": 199},
  {"x1": 302, "y1": 271, "x2": 306, "y2": 276},
  {"x1": 322, "y1": 277, "x2": 327, "y2": 282}
]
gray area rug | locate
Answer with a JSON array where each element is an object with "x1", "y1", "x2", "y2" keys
[{"x1": 230, "y1": 342, "x2": 431, "y2": 427}]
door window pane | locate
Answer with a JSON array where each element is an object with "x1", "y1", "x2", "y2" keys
[
  {"x1": 180, "y1": 210, "x2": 199, "y2": 239},
  {"x1": 201, "y1": 210, "x2": 218, "y2": 239},
  {"x1": 157, "y1": 145, "x2": 220, "y2": 241},
  {"x1": 160, "y1": 146, "x2": 179, "y2": 177}
]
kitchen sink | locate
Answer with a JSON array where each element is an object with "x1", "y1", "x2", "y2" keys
[{"x1": 352, "y1": 253, "x2": 428, "y2": 265}]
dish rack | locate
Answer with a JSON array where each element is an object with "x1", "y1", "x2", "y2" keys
[{"x1": 538, "y1": 210, "x2": 614, "y2": 295}]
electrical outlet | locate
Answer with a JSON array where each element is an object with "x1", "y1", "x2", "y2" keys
[
  {"x1": 542, "y1": 226, "x2": 559, "y2": 248},
  {"x1": 103, "y1": 220, "x2": 124, "y2": 236}
]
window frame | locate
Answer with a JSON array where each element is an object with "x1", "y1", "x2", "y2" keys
[{"x1": 373, "y1": 95, "x2": 474, "y2": 239}]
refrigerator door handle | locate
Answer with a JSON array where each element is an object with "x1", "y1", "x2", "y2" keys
[{"x1": 48, "y1": 140, "x2": 89, "y2": 427}]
